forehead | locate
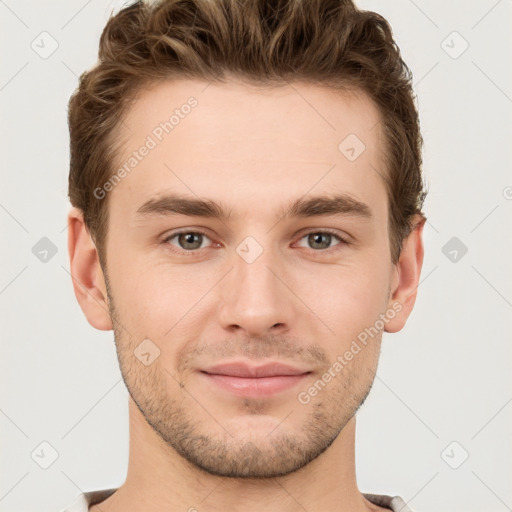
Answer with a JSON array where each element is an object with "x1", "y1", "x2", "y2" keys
[{"x1": 109, "y1": 79, "x2": 387, "y2": 222}]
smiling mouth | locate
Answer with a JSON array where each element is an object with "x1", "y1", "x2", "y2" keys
[{"x1": 198, "y1": 361, "x2": 312, "y2": 397}]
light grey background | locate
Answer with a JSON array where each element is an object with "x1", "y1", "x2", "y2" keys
[{"x1": 1, "y1": 1, "x2": 511, "y2": 511}]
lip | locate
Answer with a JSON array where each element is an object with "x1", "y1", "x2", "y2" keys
[
  {"x1": 198, "y1": 361, "x2": 311, "y2": 398},
  {"x1": 201, "y1": 361, "x2": 310, "y2": 377}
]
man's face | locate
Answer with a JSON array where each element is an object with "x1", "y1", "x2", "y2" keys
[{"x1": 103, "y1": 79, "x2": 397, "y2": 478}]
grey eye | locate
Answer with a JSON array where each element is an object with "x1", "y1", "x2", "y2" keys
[
  {"x1": 297, "y1": 232, "x2": 341, "y2": 250},
  {"x1": 167, "y1": 232, "x2": 209, "y2": 250}
]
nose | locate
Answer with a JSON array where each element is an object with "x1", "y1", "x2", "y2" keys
[{"x1": 217, "y1": 243, "x2": 295, "y2": 338}]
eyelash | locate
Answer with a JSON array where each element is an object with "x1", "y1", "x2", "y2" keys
[{"x1": 161, "y1": 229, "x2": 350, "y2": 255}]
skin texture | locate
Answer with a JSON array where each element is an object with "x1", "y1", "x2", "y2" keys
[{"x1": 68, "y1": 79, "x2": 425, "y2": 512}]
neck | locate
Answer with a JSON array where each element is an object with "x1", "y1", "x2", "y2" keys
[{"x1": 91, "y1": 398, "x2": 380, "y2": 512}]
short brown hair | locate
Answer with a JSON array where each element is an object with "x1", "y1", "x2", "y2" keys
[{"x1": 68, "y1": 0, "x2": 427, "y2": 267}]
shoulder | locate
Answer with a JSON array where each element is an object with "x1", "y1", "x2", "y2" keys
[
  {"x1": 362, "y1": 492, "x2": 416, "y2": 512},
  {"x1": 60, "y1": 488, "x2": 118, "y2": 512}
]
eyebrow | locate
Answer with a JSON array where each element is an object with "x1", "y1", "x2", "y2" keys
[{"x1": 135, "y1": 192, "x2": 372, "y2": 222}]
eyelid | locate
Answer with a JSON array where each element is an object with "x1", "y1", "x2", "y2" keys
[
  {"x1": 162, "y1": 228, "x2": 212, "y2": 240},
  {"x1": 162, "y1": 229, "x2": 215, "y2": 248},
  {"x1": 162, "y1": 227, "x2": 350, "y2": 254},
  {"x1": 294, "y1": 228, "x2": 350, "y2": 250}
]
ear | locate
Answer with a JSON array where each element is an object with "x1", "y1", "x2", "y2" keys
[
  {"x1": 384, "y1": 214, "x2": 426, "y2": 333},
  {"x1": 67, "y1": 207, "x2": 113, "y2": 331}
]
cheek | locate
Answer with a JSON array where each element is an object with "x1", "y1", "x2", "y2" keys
[
  {"x1": 108, "y1": 257, "x2": 219, "y2": 340},
  {"x1": 291, "y1": 254, "x2": 391, "y2": 336},
  {"x1": 107, "y1": 233, "x2": 392, "y2": 346}
]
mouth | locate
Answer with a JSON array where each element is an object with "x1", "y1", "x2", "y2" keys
[{"x1": 198, "y1": 361, "x2": 312, "y2": 398}]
